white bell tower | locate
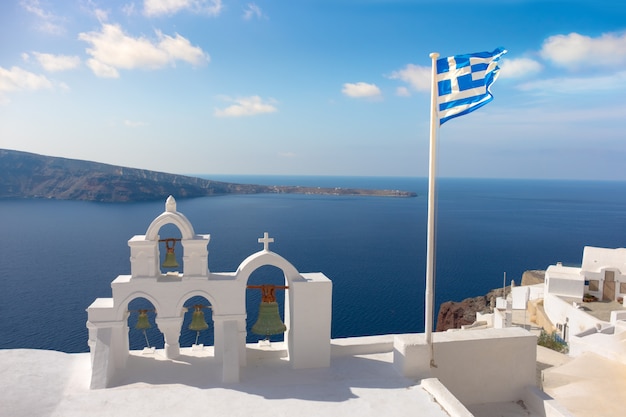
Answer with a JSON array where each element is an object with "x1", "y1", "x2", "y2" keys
[{"x1": 86, "y1": 196, "x2": 332, "y2": 389}]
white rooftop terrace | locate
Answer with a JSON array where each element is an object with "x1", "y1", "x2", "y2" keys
[
  {"x1": 2, "y1": 333, "x2": 549, "y2": 417},
  {"x1": 1, "y1": 346, "x2": 456, "y2": 417}
]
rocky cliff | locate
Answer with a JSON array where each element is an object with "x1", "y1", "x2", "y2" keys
[
  {"x1": 435, "y1": 270, "x2": 545, "y2": 331},
  {"x1": 436, "y1": 289, "x2": 502, "y2": 332}
]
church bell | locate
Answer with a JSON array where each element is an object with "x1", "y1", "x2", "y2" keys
[
  {"x1": 188, "y1": 305, "x2": 209, "y2": 345},
  {"x1": 135, "y1": 309, "x2": 151, "y2": 330},
  {"x1": 251, "y1": 301, "x2": 287, "y2": 338},
  {"x1": 189, "y1": 305, "x2": 209, "y2": 332},
  {"x1": 135, "y1": 309, "x2": 152, "y2": 348},
  {"x1": 161, "y1": 238, "x2": 179, "y2": 268}
]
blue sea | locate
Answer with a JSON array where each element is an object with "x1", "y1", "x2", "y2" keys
[{"x1": 1, "y1": 176, "x2": 625, "y2": 353}]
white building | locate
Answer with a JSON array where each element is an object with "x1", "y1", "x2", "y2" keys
[
  {"x1": 540, "y1": 247, "x2": 626, "y2": 365},
  {"x1": 545, "y1": 247, "x2": 626, "y2": 303},
  {"x1": 441, "y1": 246, "x2": 626, "y2": 417},
  {"x1": 481, "y1": 246, "x2": 626, "y2": 367},
  {"x1": 580, "y1": 246, "x2": 626, "y2": 302}
]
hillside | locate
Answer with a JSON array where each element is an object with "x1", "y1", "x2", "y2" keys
[{"x1": 0, "y1": 149, "x2": 416, "y2": 202}]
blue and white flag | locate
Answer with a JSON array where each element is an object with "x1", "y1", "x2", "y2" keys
[{"x1": 436, "y1": 48, "x2": 507, "y2": 125}]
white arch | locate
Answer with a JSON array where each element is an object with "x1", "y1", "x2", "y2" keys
[
  {"x1": 145, "y1": 211, "x2": 196, "y2": 241},
  {"x1": 114, "y1": 291, "x2": 164, "y2": 322},
  {"x1": 235, "y1": 251, "x2": 304, "y2": 285},
  {"x1": 175, "y1": 289, "x2": 220, "y2": 315}
]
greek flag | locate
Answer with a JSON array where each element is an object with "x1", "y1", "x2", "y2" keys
[{"x1": 436, "y1": 48, "x2": 507, "y2": 125}]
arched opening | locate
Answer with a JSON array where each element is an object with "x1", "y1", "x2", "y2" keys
[
  {"x1": 246, "y1": 264, "x2": 288, "y2": 343},
  {"x1": 158, "y1": 223, "x2": 183, "y2": 274},
  {"x1": 179, "y1": 295, "x2": 214, "y2": 348},
  {"x1": 127, "y1": 297, "x2": 164, "y2": 350}
]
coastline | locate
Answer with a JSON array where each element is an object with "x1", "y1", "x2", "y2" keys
[{"x1": 0, "y1": 149, "x2": 416, "y2": 202}]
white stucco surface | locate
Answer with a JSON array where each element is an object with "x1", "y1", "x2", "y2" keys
[
  {"x1": 545, "y1": 264, "x2": 584, "y2": 298},
  {"x1": 542, "y1": 351, "x2": 626, "y2": 417},
  {"x1": 0, "y1": 347, "x2": 455, "y2": 417},
  {"x1": 581, "y1": 246, "x2": 626, "y2": 273},
  {"x1": 394, "y1": 327, "x2": 537, "y2": 406}
]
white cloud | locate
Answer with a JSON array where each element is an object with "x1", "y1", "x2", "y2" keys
[
  {"x1": 214, "y1": 96, "x2": 278, "y2": 117},
  {"x1": 387, "y1": 64, "x2": 430, "y2": 93},
  {"x1": 499, "y1": 57, "x2": 542, "y2": 78},
  {"x1": 143, "y1": 0, "x2": 222, "y2": 17},
  {"x1": 20, "y1": 0, "x2": 65, "y2": 34},
  {"x1": 341, "y1": 82, "x2": 382, "y2": 98},
  {"x1": 32, "y1": 52, "x2": 81, "y2": 72},
  {"x1": 85, "y1": 59, "x2": 119, "y2": 78},
  {"x1": 517, "y1": 71, "x2": 626, "y2": 94},
  {"x1": 156, "y1": 30, "x2": 207, "y2": 63},
  {"x1": 0, "y1": 66, "x2": 53, "y2": 92},
  {"x1": 93, "y1": 8, "x2": 109, "y2": 22},
  {"x1": 0, "y1": 65, "x2": 53, "y2": 104},
  {"x1": 78, "y1": 24, "x2": 208, "y2": 78},
  {"x1": 122, "y1": 3, "x2": 136, "y2": 16},
  {"x1": 278, "y1": 151, "x2": 296, "y2": 158},
  {"x1": 124, "y1": 119, "x2": 147, "y2": 127},
  {"x1": 243, "y1": 3, "x2": 263, "y2": 20},
  {"x1": 395, "y1": 86, "x2": 410, "y2": 97},
  {"x1": 540, "y1": 31, "x2": 626, "y2": 68}
]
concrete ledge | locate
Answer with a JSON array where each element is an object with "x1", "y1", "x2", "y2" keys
[
  {"x1": 247, "y1": 341, "x2": 288, "y2": 363},
  {"x1": 86, "y1": 298, "x2": 116, "y2": 322},
  {"x1": 522, "y1": 385, "x2": 576, "y2": 417},
  {"x1": 393, "y1": 333, "x2": 429, "y2": 378},
  {"x1": 394, "y1": 328, "x2": 537, "y2": 405},
  {"x1": 421, "y1": 378, "x2": 473, "y2": 417},
  {"x1": 331, "y1": 335, "x2": 395, "y2": 357}
]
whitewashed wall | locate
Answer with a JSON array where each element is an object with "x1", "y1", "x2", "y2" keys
[
  {"x1": 543, "y1": 293, "x2": 606, "y2": 344},
  {"x1": 393, "y1": 327, "x2": 537, "y2": 406}
]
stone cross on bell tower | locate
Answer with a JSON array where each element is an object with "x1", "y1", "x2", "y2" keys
[{"x1": 258, "y1": 232, "x2": 274, "y2": 251}]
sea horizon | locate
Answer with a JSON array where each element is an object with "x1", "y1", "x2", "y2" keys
[{"x1": 196, "y1": 174, "x2": 626, "y2": 183}]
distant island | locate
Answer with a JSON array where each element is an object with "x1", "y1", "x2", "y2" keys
[{"x1": 0, "y1": 149, "x2": 417, "y2": 203}]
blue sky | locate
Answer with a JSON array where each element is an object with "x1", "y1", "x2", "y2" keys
[{"x1": 1, "y1": 0, "x2": 625, "y2": 180}]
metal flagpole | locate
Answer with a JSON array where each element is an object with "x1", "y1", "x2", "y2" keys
[{"x1": 425, "y1": 52, "x2": 439, "y2": 368}]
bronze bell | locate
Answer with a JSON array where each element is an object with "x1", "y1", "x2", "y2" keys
[
  {"x1": 161, "y1": 238, "x2": 179, "y2": 268},
  {"x1": 188, "y1": 305, "x2": 209, "y2": 345},
  {"x1": 135, "y1": 309, "x2": 151, "y2": 330},
  {"x1": 135, "y1": 309, "x2": 152, "y2": 348},
  {"x1": 251, "y1": 301, "x2": 286, "y2": 338}
]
